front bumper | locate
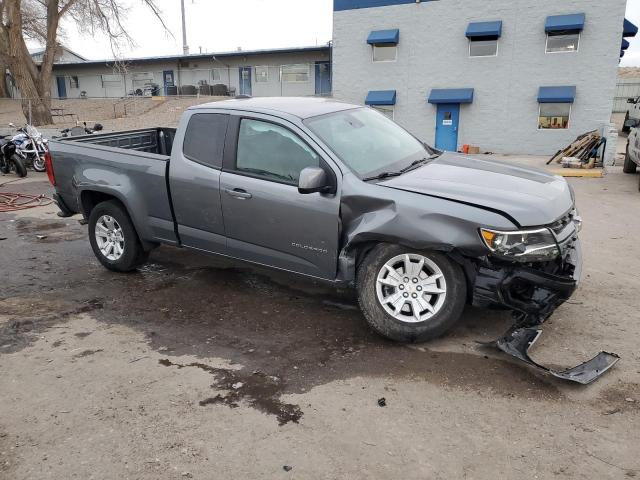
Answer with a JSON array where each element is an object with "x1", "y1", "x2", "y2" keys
[
  {"x1": 472, "y1": 239, "x2": 582, "y2": 324},
  {"x1": 471, "y1": 239, "x2": 620, "y2": 384}
]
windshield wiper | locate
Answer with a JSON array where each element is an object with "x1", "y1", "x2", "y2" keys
[
  {"x1": 362, "y1": 154, "x2": 439, "y2": 182},
  {"x1": 362, "y1": 171, "x2": 404, "y2": 182}
]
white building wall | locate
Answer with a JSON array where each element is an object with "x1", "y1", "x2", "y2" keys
[
  {"x1": 51, "y1": 49, "x2": 330, "y2": 100},
  {"x1": 333, "y1": 0, "x2": 627, "y2": 154}
]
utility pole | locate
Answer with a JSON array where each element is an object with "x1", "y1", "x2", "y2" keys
[{"x1": 181, "y1": 0, "x2": 189, "y2": 55}]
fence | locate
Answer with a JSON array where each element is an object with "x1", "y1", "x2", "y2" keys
[{"x1": 613, "y1": 78, "x2": 640, "y2": 113}]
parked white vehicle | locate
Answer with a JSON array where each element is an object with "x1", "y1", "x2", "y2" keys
[{"x1": 624, "y1": 127, "x2": 640, "y2": 191}]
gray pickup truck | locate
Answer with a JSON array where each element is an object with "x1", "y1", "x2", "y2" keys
[{"x1": 48, "y1": 97, "x2": 584, "y2": 346}]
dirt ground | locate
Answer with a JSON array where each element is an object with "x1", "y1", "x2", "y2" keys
[
  {"x1": 1, "y1": 156, "x2": 640, "y2": 478},
  {"x1": 0, "y1": 97, "x2": 225, "y2": 134}
]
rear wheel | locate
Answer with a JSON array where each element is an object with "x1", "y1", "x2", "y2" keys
[
  {"x1": 356, "y1": 244, "x2": 467, "y2": 343},
  {"x1": 88, "y1": 200, "x2": 149, "y2": 272},
  {"x1": 623, "y1": 144, "x2": 637, "y2": 173},
  {"x1": 11, "y1": 155, "x2": 27, "y2": 177}
]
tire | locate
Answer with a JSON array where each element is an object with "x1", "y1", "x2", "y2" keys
[
  {"x1": 32, "y1": 156, "x2": 46, "y2": 172},
  {"x1": 88, "y1": 200, "x2": 149, "y2": 272},
  {"x1": 622, "y1": 112, "x2": 631, "y2": 134},
  {"x1": 0, "y1": 159, "x2": 9, "y2": 174},
  {"x1": 623, "y1": 144, "x2": 637, "y2": 174},
  {"x1": 356, "y1": 243, "x2": 467, "y2": 343},
  {"x1": 11, "y1": 155, "x2": 27, "y2": 177}
]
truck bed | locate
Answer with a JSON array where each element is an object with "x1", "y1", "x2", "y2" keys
[
  {"x1": 62, "y1": 127, "x2": 176, "y2": 156},
  {"x1": 49, "y1": 127, "x2": 179, "y2": 245}
]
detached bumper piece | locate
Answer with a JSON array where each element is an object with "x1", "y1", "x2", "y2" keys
[{"x1": 487, "y1": 327, "x2": 620, "y2": 385}]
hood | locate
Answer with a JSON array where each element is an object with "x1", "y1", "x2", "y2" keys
[{"x1": 379, "y1": 153, "x2": 573, "y2": 227}]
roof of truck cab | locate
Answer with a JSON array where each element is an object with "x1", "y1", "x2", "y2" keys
[{"x1": 191, "y1": 97, "x2": 361, "y2": 119}]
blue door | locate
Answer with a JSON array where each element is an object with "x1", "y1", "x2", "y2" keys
[
  {"x1": 435, "y1": 103, "x2": 460, "y2": 151},
  {"x1": 56, "y1": 76, "x2": 67, "y2": 99},
  {"x1": 315, "y1": 61, "x2": 332, "y2": 95},
  {"x1": 163, "y1": 70, "x2": 175, "y2": 94},
  {"x1": 239, "y1": 67, "x2": 252, "y2": 96}
]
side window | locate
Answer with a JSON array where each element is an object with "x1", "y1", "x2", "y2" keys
[
  {"x1": 182, "y1": 113, "x2": 229, "y2": 168},
  {"x1": 236, "y1": 119, "x2": 319, "y2": 184}
]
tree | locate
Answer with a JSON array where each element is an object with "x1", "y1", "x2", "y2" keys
[{"x1": 0, "y1": 0, "x2": 166, "y2": 125}]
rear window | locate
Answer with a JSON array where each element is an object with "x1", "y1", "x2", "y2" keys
[{"x1": 182, "y1": 113, "x2": 229, "y2": 168}]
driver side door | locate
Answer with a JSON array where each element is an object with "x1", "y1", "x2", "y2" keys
[{"x1": 220, "y1": 114, "x2": 341, "y2": 279}]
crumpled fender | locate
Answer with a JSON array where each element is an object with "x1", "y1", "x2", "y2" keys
[{"x1": 335, "y1": 174, "x2": 515, "y2": 283}]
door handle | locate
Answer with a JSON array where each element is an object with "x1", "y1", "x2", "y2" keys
[{"x1": 225, "y1": 188, "x2": 252, "y2": 200}]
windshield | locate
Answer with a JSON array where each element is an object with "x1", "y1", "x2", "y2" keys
[{"x1": 304, "y1": 107, "x2": 428, "y2": 178}]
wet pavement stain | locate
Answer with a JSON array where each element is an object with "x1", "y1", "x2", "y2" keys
[
  {"x1": 74, "y1": 332, "x2": 92, "y2": 339},
  {"x1": 10, "y1": 218, "x2": 86, "y2": 243},
  {"x1": 159, "y1": 358, "x2": 303, "y2": 426}
]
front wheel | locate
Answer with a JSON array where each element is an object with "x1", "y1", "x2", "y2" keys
[
  {"x1": 32, "y1": 155, "x2": 46, "y2": 172},
  {"x1": 88, "y1": 200, "x2": 149, "y2": 272},
  {"x1": 356, "y1": 244, "x2": 467, "y2": 343}
]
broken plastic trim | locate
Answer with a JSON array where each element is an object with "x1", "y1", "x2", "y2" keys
[{"x1": 484, "y1": 327, "x2": 620, "y2": 385}]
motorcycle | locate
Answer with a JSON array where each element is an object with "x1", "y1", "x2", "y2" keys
[
  {"x1": 0, "y1": 136, "x2": 27, "y2": 178},
  {"x1": 60, "y1": 122, "x2": 104, "y2": 137},
  {"x1": 8, "y1": 123, "x2": 49, "y2": 172}
]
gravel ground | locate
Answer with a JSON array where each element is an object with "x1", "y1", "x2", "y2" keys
[{"x1": 0, "y1": 155, "x2": 639, "y2": 478}]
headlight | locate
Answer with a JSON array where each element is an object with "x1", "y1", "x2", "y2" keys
[
  {"x1": 570, "y1": 208, "x2": 582, "y2": 232},
  {"x1": 480, "y1": 228, "x2": 559, "y2": 262}
]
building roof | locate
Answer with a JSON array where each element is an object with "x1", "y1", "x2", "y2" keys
[
  {"x1": 52, "y1": 45, "x2": 330, "y2": 68},
  {"x1": 190, "y1": 97, "x2": 359, "y2": 119},
  {"x1": 29, "y1": 46, "x2": 88, "y2": 62}
]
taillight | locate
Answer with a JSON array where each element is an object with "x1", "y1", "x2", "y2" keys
[{"x1": 44, "y1": 151, "x2": 56, "y2": 186}]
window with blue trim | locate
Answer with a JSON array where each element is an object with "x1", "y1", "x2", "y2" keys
[
  {"x1": 470, "y1": 39, "x2": 498, "y2": 57},
  {"x1": 538, "y1": 104, "x2": 571, "y2": 129},
  {"x1": 546, "y1": 33, "x2": 580, "y2": 53}
]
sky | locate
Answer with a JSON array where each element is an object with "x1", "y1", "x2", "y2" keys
[{"x1": 46, "y1": 0, "x2": 640, "y2": 65}]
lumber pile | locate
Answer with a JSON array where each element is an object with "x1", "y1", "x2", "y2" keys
[{"x1": 547, "y1": 131, "x2": 604, "y2": 167}]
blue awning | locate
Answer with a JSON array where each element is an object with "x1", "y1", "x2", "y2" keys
[
  {"x1": 545, "y1": 13, "x2": 585, "y2": 33},
  {"x1": 538, "y1": 86, "x2": 576, "y2": 104},
  {"x1": 365, "y1": 90, "x2": 397, "y2": 106},
  {"x1": 367, "y1": 29, "x2": 400, "y2": 45},
  {"x1": 466, "y1": 21, "x2": 503, "y2": 39},
  {"x1": 622, "y1": 39, "x2": 630, "y2": 50},
  {"x1": 624, "y1": 18, "x2": 638, "y2": 37},
  {"x1": 428, "y1": 88, "x2": 474, "y2": 104}
]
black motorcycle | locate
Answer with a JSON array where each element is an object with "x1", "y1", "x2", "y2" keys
[{"x1": 0, "y1": 136, "x2": 27, "y2": 178}]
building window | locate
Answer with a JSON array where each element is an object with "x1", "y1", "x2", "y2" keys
[
  {"x1": 372, "y1": 105, "x2": 394, "y2": 120},
  {"x1": 255, "y1": 66, "x2": 269, "y2": 83},
  {"x1": 372, "y1": 45, "x2": 397, "y2": 62},
  {"x1": 211, "y1": 69, "x2": 222, "y2": 82},
  {"x1": 546, "y1": 33, "x2": 580, "y2": 53},
  {"x1": 69, "y1": 76, "x2": 79, "y2": 88},
  {"x1": 538, "y1": 103, "x2": 571, "y2": 129},
  {"x1": 280, "y1": 64, "x2": 309, "y2": 83},
  {"x1": 469, "y1": 39, "x2": 498, "y2": 57}
]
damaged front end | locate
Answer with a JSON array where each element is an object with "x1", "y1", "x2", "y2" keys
[{"x1": 471, "y1": 218, "x2": 620, "y2": 383}]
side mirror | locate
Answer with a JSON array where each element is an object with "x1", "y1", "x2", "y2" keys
[{"x1": 298, "y1": 167, "x2": 331, "y2": 194}]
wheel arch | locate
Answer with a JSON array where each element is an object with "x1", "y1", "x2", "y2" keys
[
  {"x1": 80, "y1": 189, "x2": 156, "y2": 251},
  {"x1": 337, "y1": 237, "x2": 478, "y2": 303}
]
